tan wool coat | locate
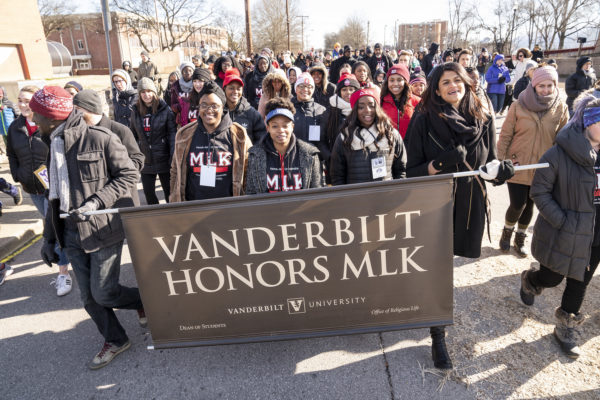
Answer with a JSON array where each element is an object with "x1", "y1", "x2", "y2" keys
[{"x1": 497, "y1": 98, "x2": 569, "y2": 186}]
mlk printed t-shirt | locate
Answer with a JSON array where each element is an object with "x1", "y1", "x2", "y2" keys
[
  {"x1": 185, "y1": 118, "x2": 234, "y2": 200},
  {"x1": 264, "y1": 135, "x2": 302, "y2": 193}
]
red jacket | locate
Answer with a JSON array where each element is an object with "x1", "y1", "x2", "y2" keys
[{"x1": 381, "y1": 93, "x2": 420, "y2": 138}]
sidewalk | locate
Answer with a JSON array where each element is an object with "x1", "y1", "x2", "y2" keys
[{"x1": 0, "y1": 160, "x2": 43, "y2": 262}]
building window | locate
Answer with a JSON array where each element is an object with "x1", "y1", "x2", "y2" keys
[
  {"x1": 77, "y1": 40, "x2": 84, "y2": 50},
  {"x1": 78, "y1": 60, "x2": 90, "y2": 69},
  {"x1": 74, "y1": 23, "x2": 81, "y2": 30}
]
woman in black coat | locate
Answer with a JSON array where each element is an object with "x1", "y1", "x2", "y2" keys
[
  {"x1": 405, "y1": 62, "x2": 513, "y2": 370},
  {"x1": 330, "y1": 87, "x2": 406, "y2": 185},
  {"x1": 130, "y1": 78, "x2": 177, "y2": 205},
  {"x1": 520, "y1": 92, "x2": 600, "y2": 359},
  {"x1": 111, "y1": 69, "x2": 137, "y2": 127}
]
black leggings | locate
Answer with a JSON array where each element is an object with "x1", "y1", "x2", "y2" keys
[
  {"x1": 530, "y1": 245, "x2": 600, "y2": 314},
  {"x1": 505, "y1": 183, "x2": 535, "y2": 227},
  {"x1": 141, "y1": 172, "x2": 170, "y2": 205}
]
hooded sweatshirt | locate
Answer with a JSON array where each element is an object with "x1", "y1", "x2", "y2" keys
[
  {"x1": 227, "y1": 96, "x2": 267, "y2": 144},
  {"x1": 244, "y1": 55, "x2": 274, "y2": 110},
  {"x1": 485, "y1": 55, "x2": 511, "y2": 94},
  {"x1": 565, "y1": 56, "x2": 597, "y2": 111},
  {"x1": 185, "y1": 113, "x2": 235, "y2": 200},
  {"x1": 310, "y1": 65, "x2": 336, "y2": 108}
]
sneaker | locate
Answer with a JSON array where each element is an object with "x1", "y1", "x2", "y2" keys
[
  {"x1": 0, "y1": 263, "x2": 14, "y2": 285},
  {"x1": 88, "y1": 341, "x2": 131, "y2": 370},
  {"x1": 12, "y1": 186, "x2": 22, "y2": 206},
  {"x1": 137, "y1": 308, "x2": 148, "y2": 328},
  {"x1": 51, "y1": 274, "x2": 73, "y2": 296}
]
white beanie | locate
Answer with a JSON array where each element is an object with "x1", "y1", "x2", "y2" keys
[{"x1": 295, "y1": 72, "x2": 314, "y2": 90}]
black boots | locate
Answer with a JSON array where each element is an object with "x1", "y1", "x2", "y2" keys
[
  {"x1": 514, "y1": 232, "x2": 529, "y2": 258},
  {"x1": 430, "y1": 326, "x2": 453, "y2": 369},
  {"x1": 499, "y1": 227, "x2": 514, "y2": 252},
  {"x1": 520, "y1": 268, "x2": 543, "y2": 306}
]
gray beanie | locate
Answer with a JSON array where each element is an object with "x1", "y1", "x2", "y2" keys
[
  {"x1": 73, "y1": 89, "x2": 103, "y2": 115},
  {"x1": 138, "y1": 77, "x2": 157, "y2": 94}
]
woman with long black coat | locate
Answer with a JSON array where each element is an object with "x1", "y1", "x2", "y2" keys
[
  {"x1": 405, "y1": 62, "x2": 514, "y2": 370},
  {"x1": 130, "y1": 78, "x2": 177, "y2": 205}
]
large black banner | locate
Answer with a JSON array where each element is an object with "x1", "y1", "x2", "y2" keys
[{"x1": 120, "y1": 176, "x2": 454, "y2": 349}]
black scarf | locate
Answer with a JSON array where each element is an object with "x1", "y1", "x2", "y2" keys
[{"x1": 428, "y1": 103, "x2": 484, "y2": 149}]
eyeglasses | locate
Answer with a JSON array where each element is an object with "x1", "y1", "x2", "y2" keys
[
  {"x1": 199, "y1": 103, "x2": 222, "y2": 111},
  {"x1": 113, "y1": 78, "x2": 125, "y2": 84}
]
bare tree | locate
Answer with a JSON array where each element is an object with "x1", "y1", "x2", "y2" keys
[
  {"x1": 38, "y1": 0, "x2": 77, "y2": 37},
  {"x1": 324, "y1": 32, "x2": 341, "y2": 51},
  {"x1": 337, "y1": 16, "x2": 366, "y2": 49},
  {"x1": 252, "y1": 0, "x2": 301, "y2": 54},
  {"x1": 214, "y1": 8, "x2": 246, "y2": 53},
  {"x1": 476, "y1": 2, "x2": 523, "y2": 54},
  {"x1": 111, "y1": 0, "x2": 213, "y2": 52},
  {"x1": 549, "y1": 0, "x2": 600, "y2": 49},
  {"x1": 448, "y1": 0, "x2": 478, "y2": 48}
]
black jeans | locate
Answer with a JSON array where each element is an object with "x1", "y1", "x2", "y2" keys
[
  {"x1": 141, "y1": 172, "x2": 170, "y2": 205},
  {"x1": 530, "y1": 245, "x2": 600, "y2": 314},
  {"x1": 63, "y1": 228, "x2": 143, "y2": 345},
  {"x1": 505, "y1": 183, "x2": 535, "y2": 227}
]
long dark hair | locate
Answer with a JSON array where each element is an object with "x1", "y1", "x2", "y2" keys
[
  {"x1": 137, "y1": 92, "x2": 159, "y2": 115},
  {"x1": 342, "y1": 97, "x2": 396, "y2": 154},
  {"x1": 380, "y1": 75, "x2": 412, "y2": 113},
  {"x1": 419, "y1": 62, "x2": 485, "y2": 121}
]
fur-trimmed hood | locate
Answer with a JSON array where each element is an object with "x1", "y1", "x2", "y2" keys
[{"x1": 261, "y1": 71, "x2": 292, "y2": 99}]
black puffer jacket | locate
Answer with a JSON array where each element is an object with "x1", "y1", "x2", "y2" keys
[
  {"x1": 6, "y1": 115, "x2": 48, "y2": 194},
  {"x1": 330, "y1": 128, "x2": 407, "y2": 185},
  {"x1": 329, "y1": 55, "x2": 357, "y2": 84},
  {"x1": 130, "y1": 99, "x2": 177, "y2": 174},
  {"x1": 245, "y1": 134, "x2": 323, "y2": 194},
  {"x1": 565, "y1": 57, "x2": 597, "y2": 112},
  {"x1": 227, "y1": 97, "x2": 267, "y2": 144},
  {"x1": 291, "y1": 97, "x2": 329, "y2": 161},
  {"x1": 112, "y1": 88, "x2": 137, "y2": 127},
  {"x1": 530, "y1": 124, "x2": 597, "y2": 282}
]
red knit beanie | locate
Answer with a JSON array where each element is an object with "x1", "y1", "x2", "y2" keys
[
  {"x1": 29, "y1": 86, "x2": 73, "y2": 120},
  {"x1": 350, "y1": 87, "x2": 380, "y2": 108},
  {"x1": 386, "y1": 64, "x2": 410, "y2": 83}
]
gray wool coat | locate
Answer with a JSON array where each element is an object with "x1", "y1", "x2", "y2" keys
[{"x1": 530, "y1": 124, "x2": 598, "y2": 282}]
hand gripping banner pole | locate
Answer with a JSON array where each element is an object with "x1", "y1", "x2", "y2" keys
[{"x1": 59, "y1": 163, "x2": 549, "y2": 219}]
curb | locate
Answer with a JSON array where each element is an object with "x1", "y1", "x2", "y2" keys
[{"x1": 0, "y1": 220, "x2": 43, "y2": 262}]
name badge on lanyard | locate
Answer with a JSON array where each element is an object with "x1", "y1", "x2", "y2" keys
[
  {"x1": 200, "y1": 165, "x2": 217, "y2": 187},
  {"x1": 371, "y1": 156, "x2": 386, "y2": 179},
  {"x1": 309, "y1": 125, "x2": 320, "y2": 141}
]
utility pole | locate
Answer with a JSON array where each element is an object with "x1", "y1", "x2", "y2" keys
[
  {"x1": 384, "y1": 25, "x2": 387, "y2": 48},
  {"x1": 153, "y1": 0, "x2": 163, "y2": 51},
  {"x1": 286, "y1": 0, "x2": 290, "y2": 51},
  {"x1": 299, "y1": 15, "x2": 309, "y2": 52},
  {"x1": 100, "y1": 0, "x2": 114, "y2": 76},
  {"x1": 244, "y1": 0, "x2": 253, "y2": 55},
  {"x1": 366, "y1": 21, "x2": 370, "y2": 47}
]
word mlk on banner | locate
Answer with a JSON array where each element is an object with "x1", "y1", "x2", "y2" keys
[{"x1": 120, "y1": 176, "x2": 455, "y2": 349}]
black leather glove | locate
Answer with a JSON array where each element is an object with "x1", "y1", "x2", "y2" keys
[
  {"x1": 498, "y1": 75, "x2": 506, "y2": 83},
  {"x1": 69, "y1": 199, "x2": 99, "y2": 223},
  {"x1": 493, "y1": 160, "x2": 515, "y2": 185},
  {"x1": 432, "y1": 145, "x2": 467, "y2": 171},
  {"x1": 41, "y1": 240, "x2": 59, "y2": 267}
]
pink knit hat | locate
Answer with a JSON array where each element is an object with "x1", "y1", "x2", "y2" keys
[
  {"x1": 29, "y1": 86, "x2": 73, "y2": 120},
  {"x1": 532, "y1": 66, "x2": 558, "y2": 88}
]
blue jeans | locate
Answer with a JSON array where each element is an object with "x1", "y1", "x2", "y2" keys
[
  {"x1": 63, "y1": 228, "x2": 143, "y2": 345},
  {"x1": 30, "y1": 193, "x2": 70, "y2": 267},
  {"x1": 488, "y1": 93, "x2": 505, "y2": 113}
]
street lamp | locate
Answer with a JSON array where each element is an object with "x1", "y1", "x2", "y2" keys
[{"x1": 509, "y1": 2, "x2": 517, "y2": 55}]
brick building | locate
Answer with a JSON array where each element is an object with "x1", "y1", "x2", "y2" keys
[
  {"x1": 397, "y1": 20, "x2": 448, "y2": 52},
  {"x1": 46, "y1": 12, "x2": 227, "y2": 71}
]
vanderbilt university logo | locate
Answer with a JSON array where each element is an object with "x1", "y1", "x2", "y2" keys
[{"x1": 287, "y1": 298, "x2": 306, "y2": 314}]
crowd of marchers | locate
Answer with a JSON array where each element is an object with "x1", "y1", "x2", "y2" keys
[{"x1": 0, "y1": 39, "x2": 598, "y2": 372}]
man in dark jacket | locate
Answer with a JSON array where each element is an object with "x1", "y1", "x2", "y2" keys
[
  {"x1": 138, "y1": 51, "x2": 159, "y2": 82},
  {"x1": 31, "y1": 86, "x2": 144, "y2": 370},
  {"x1": 366, "y1": 43, "x2": 393, "y2": 78},
  {"x1": 292, "y1": 73, "x2": 329, "y2": 163},
  {"x1": 73, "y1": 89, "x2": 145, "y2": 206},
  {"x1": 565, "y1": 56, "x2": 597, "y2": 115},
  {"x1": 329, "y1": 45, "x2": 357, "y2": 84},
  {"x1": 421, "y1": 42, "x2": 439, "y2": 76},
  {"x1": 223, "y1": 69, "x2": 267, "y2": 143}
]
